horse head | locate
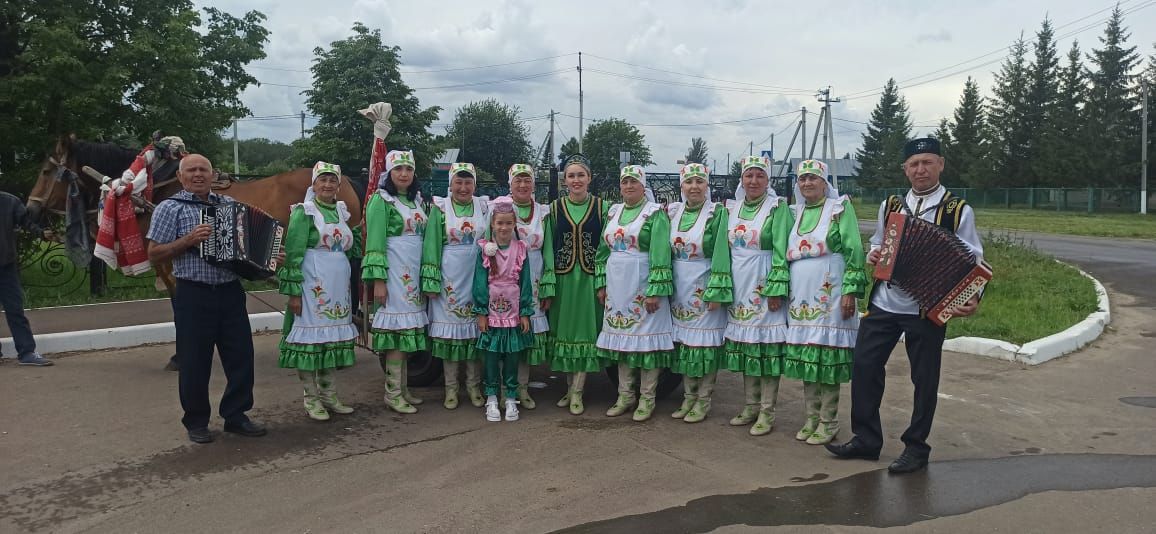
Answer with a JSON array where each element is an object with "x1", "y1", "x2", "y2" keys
[{"x1": 26, "y1": 135, "x2": 78, "y2": 224}]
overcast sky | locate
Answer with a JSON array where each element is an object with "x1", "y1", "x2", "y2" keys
[{"x1": 198, "y1": 0, "x2": 1156, "y2": 173}]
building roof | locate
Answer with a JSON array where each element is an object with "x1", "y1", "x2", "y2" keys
[
  {"x1": 773, "y1": 158, "x2": 860, "y2": 177},
  {"x1": 433, "y1": 149, "x2": 460, "y2": 165}
]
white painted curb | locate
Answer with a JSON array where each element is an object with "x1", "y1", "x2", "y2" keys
[
  {"x1": 938, "y1": 262, "x2": 1111, "y2": 365},
  {"x1": 1, "y1": 312, "x2": 284, "y2": 356}
]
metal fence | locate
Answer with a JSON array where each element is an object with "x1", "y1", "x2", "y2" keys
[{"x1": 850, "y1": 187, "x2": 1152, "y2": 213}]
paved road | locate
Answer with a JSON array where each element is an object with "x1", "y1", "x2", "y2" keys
[{"x1": 1008, "y1": 231, "x2": 1156, "y2": 301}]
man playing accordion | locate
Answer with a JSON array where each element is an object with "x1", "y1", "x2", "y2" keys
[{"x1": 826, "y1": 137, "x2": 982, "y2": 474}]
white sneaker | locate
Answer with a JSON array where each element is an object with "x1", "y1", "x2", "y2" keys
[
  {"x1": 485, "y1": 399, "x2": 501, "y2": 422},
  {"x1": 504, "y1": 400, "x2": 520, "y2": 421}
]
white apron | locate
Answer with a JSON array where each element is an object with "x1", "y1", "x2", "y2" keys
[
  {"x1": 667, "y1": 202, "x2": 726, "y2": 348},
  {"x1": 723, "y1": 196, "x2": 787, "y2": 344},
  {"x1": 786, "y1": 198, "x2": 858, "y2": 348},
  {"x1": 516, "y1": 201, "x2": 551, "y2": 334},
  {"x1": 370, "y1": 190, "x2": 429, "y2": 331},
  {"x1": 286, "y1": 201, "x2": 359, "y2": 344},
  {"x1": 428, "y1": 196, "x2": 489, "y2": 340},
  {"x1": 596, "y1": 202, "x2": 674, "y2": 353}
]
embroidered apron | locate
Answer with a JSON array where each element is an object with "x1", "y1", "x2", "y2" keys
[
  {"x1": 723, "y1": 196, "x2": 787, "y2": 344},
  {"x1": 286, "y1": 201, "x2": 359, "y2": 344},
  {"x1": 786, "y1": 198, "x2": 858, "y2": 348},
  {"x1": 428, "y1": 197, "x2": 489, "y2": 340},
  {"x1": 596, "y1": 202, "x2": 674, "y2": 354},
  {"x1": 516, "y1": 201, "x2": 551, "y2": 334},
  {"x1": 667, "y1": 202, "x2": 726, "y2": 348},
  {"x1": 371, "y1": 190, "x2": 429, "y2": 331}
]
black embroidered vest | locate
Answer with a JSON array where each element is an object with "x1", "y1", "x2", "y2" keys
[
  {"x1": 552, "y1": 196, "x2": 604, "y2": 275},
  {"x1": 885, "y1": 191, "x2": 967, "y2": 232}
]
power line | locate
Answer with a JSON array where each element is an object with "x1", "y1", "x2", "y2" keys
[
  {"x1": 248, "y1": 53, "x2": 577, "y2": 75},
  {"x1": 555, "y1": 110, "x2": 798, "y2": 128},
  {"x1": 253, "y1": 69, "x2": 570, "y2": 92},
  {"x1": 583, "y1": 53, "x2": 813, "y2": 92},
  {"x1": 584, "y1": 68, "x2": 814, "y2": 96}
]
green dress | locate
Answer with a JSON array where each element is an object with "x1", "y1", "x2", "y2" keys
[
  {"x1": 547, "y1": 195, "x2": 611, "y2": 372},
  {"x1": 783, "y1": 198, "x2": 866, "y2": 384},
  {"x1": 277, "y1": 201, "x2": 360, "y2": 370},
  {"x1": 362, "y1": 191, "x2": 429, "y2": 352},
  {"x1": 593, "y1": 201, "x2": 675, "y2": 368},
  {"x1": 420, "y1": 198, "x2": 487, "y2": 362},
  {"x1": 472, "y1": 243, "x2": 535, "y2": 353},
  {"x1": 722, "y1": 195, "x2": 792, "y2": 376},
  {"x1": 669, "y1": 202, "x2": 734, "y2": 377}
]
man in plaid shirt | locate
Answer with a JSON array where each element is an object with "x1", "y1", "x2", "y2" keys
[{"x1": 147, "y1": 154, "x2": 274, "y2": 444}]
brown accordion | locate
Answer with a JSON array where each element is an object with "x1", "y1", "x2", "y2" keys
[
  {"x1": 875, "y1": 212, "x2": 992, "y2": 325},
  {"x1": 200, "y1": 202, "x2": 284, "y2": 280}
]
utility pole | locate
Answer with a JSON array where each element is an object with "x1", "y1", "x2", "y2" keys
[
  {"x1": 300, "y1": 111, "x2": 305, "y2": 139},
  {"x1": 548, "y1": 110, "x2": 558, "y2": 200},
  {"x1": 800, "y1": 107, "x2": 807, "y2": 163},
  {"x1": 808, "y1": 106, "x2": 826, "y2": 159},
  {"x1": 770, "y1": 134, "x2": 774, "y2": 163},
  {"x1": 726, "y1": 153, "x2": 730, "y2": 175},
  {"x1": 578, "y1": 52, "x2": 585, "y2": 154},
  {"x1": 1143, "y1": 80, "x2": 1149, "y2": 215},
  {"x1": 232, "y1": 119, "x2": 240, "y2": 175},
  {"x1": 749, "y1": 140, "x2": 753, "y2": 156},
  {"x1": 816, "y1": 86, "x2": 842, "y2": 164}
]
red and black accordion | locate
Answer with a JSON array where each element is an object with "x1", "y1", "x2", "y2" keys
[
  {"x1": 875, "y1": 212, "x2": 992, "y2": 326},
  {"x1": 200, "y1": 202, "x2": 284, "y2": 280}
]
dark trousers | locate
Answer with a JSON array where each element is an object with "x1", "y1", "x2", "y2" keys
[
  {"x1": 850, "y1": 305, "x2": 946, "y2": 458},
  {"x1": 0, "y1": 262, "x2": 36, "y2": 357},
  {"x1": 483, "y1": 350, "x2": 520, "y2": 397},
  {"x1": 174, "y1": 279, "x2": 255, "y2": 430}
]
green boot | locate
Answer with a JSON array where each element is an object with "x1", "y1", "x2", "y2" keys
[
  {"x1": 749, "y1": 375, "x2": 780, "y2": 436},
  {"x1": 517, "y1": 362, "x2": 536, "y2": 409},
  {"x1": 633, "y1": 368, "x2": 660, "y2": 422},
  {"x1": 569, "y1": 372, "x2": 587, "y2": 415},
  {"x1": 672, "y1": 376, "x2": 700, "y2": 419},
  {"x1": 684, "y1": 372, "x2": 716, "y2": 424},
  {"x1": 796, "y1": 381, "x2": 822, "y2": 441},
  {"x1": 465, "y1": 360, "x2": 485, "y2": 408},
  {"x1": 606, "y1": 364, "x2": 637, "y2": 417},
  {"x1": 317, "y1": 369, "x2": 354, "y2": 415},
  {"x1": 632, "y1": 397, "x2": 655, "y2": 422},
  {"x1": 382, "y1": 358, "x2": 416, "y2": 414},
  {"x1": 400, "y1": 358, "x2": 422, "y2": 405},
  {"x1": 730, "y1": 375, "x2": 761, "y2": 426},
  {"x1": 299, "y1": 370, "x2": 330, "y2": 421},
  {"x1": 443, "y1": 385, "x2": 460, "y2": 410},
  {"x1": 806, "y1": 383, "x2": 841, "y2": 445}
]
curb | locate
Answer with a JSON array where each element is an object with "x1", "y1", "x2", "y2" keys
[
  {"x1": 939, "y1": 262, "x2": 1111, "y2": 365},
  {"x1": 1, "y1": 312, "x2": 284, "y2": 357}
]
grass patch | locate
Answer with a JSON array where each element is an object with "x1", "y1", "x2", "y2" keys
[
  {"x1": 18, "y1": 242, "x2": 277, "y2": 308},
  {"x1": 861, "y1": 232, "x2": 1099, "y2": 345},
  {"x1": 851, "y1": 199, "x2": 1156, "y2": 238}
]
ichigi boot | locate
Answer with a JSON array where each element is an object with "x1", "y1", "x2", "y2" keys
[
  {"x1": 569, "y1": 371, "x2": 587, "y2": 415},
  {"x1": 684, "y1": 371, "x2": 716, "y2": 424},
  {"x1": 465, "y1": 360, "x2": 485, "y2": 408},
  {"x1": 606, "y1": 363, "x2": 638, "y2": 417},
  {"x1": 443, "y1": 360, "x2": 461, "y2": 410},
  {"x1": 797, "y1": 381, "x2": 822, "y2": 441},
  {"x1": 317, "y1": 368, "x2": 354, "y2": 415},
  {"x1": 806, "y1": 383, "x2": 841, "y2": 445},
  {"x1": 556, "y1": 374, "x2": 572, "y2": 408},
  {"x1": 517, "y1": 361, "x2": 536, "y2": 409},
  {"x1": 633, "y1": 368, "x2": 661, "y2": 422},
  {"x1": 299, "y1": 370, "x2": 330, "y2": 421},
  {"x1": 750, "y1": 375, "x2": 781, "y2": 436},
  {"x1": 673, "y1": 375, "x2": 700, "y2": 419},
  {"x1": 382, "y1": 357, "x2": 417, "y2": 414},
  {"x1": 400, "y1": 358, "x2": 423, "y2": 405},
  {"x1": 730, "y1": 375, "x2": 761, "y2": 426}
]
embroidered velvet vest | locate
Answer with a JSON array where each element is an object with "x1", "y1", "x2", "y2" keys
[{"x1": 551, "y1": 196, "x2": 604, "y2": 275}]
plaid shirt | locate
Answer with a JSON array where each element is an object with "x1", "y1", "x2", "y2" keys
[{"x1": 146, "y1": 190, "x2": 238, "y2": 285}]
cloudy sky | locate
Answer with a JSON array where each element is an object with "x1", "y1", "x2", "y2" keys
[{"x1": 198, "y1": 0, "x2": 1156, "y2": 172}]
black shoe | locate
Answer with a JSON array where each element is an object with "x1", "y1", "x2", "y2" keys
[
  {"x1": 888, "y1": 450, "x2": 929, "y2": 474},
  {"x1": 825, "y1": 439, "x2": 880, "y2": 461},
  {"x1": 187, "y1": 428, "x2": 214, "y2": 444},
  {"x1": 223, "y1": 420, "x2": 267, "y2": 437},
  {"x1": 164, "y1": 355, "x2": 180, "y2": 372}
]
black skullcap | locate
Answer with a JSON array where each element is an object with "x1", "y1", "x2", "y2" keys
[{"x1": 902, "y1": 137, "x2": 941, "y2": 161}]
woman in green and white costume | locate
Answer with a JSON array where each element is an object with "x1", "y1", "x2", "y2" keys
[
  {"x1": 508, "y1": 163, "x2": 555, "y2": 409},
  {"x1": 723, "y1": 155, "x2": 792, "y2": 436},
  {"x1": 548, "y1": 155, "x2": 610, "y2": 415},
  {"x1": 277, "y1": 161, "x2": 359, "y2": 421},
  {"x1": 667, "y1": 163, "x2": 733, "y2": 423},
  {"x1": 422, "y1": 162, "x2": 489, "y2": 410},
  {"x1": 363, "y1": 149, "x2": 428, "y2": 414},
  {"x1": 784, "y1": 159, "x2": 865, "y2": 445},
  {"x1": 596, "y1": 165, "x2": 674, "y2": 422}
]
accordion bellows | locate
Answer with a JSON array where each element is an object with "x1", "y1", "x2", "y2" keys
[
  {"x1": 875, "y1": 212, "x2": 992, "y2": 326},
  {"x1": 200, "y1": 203, "x2": 285, "y2": 280}
]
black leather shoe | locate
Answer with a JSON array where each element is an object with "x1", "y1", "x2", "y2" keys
[
  {"x1": 223, "y1": 420, "x2": 267, "y2": 437},
  {"x1": 825, "y1": 440, "x2": 880, "y2": 461},
  {"x1": 888, "y1": 450, "x2": 929, "y2": 474},
  {"x1": 187, "y1": 428, "x2": 213, "y2": 444}
]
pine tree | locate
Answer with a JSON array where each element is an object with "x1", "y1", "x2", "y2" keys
[
  {"x1": 988, "y1": 34, "x2": 1032, "y2": 187},
  {"x1": 1084, "y1": 5, "x2": 1140, "y2": 187},
  {"x1": 1034, "y1": 41, "x2": 1088, "y2": 186},
  {"x1": 951, "y1": 77, "x2": 989, "y2": 188},
  {"x1": 1022, "y1": 17, "x2": 1061, "y2": 186},
  {"x1": 1144, "y1": 44, "x2": 1156, "y2": 188},
  {"x1": 856, "y1": 78, "x2": 912, "y2": 188},
  {"x1": 933, "y1": 118, "x2": 959, "y2": 187}
]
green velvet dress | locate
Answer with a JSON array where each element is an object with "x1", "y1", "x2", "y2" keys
[{"x1": 547, "y1": 195, "x2": 611, "y2": 373}]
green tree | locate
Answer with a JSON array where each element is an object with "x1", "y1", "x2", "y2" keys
[
  {"x1": 1019, "y1": 17, "x2": 1061, "y2": 187},
  {"x1": 444, "y1": 99, "x2": 532, "y2": 181},
  {"x1": 730, "y1": 160, "x2": 743, "y2": 177},
  {"x1": 1144, "y1": 43, "x2": 1156, "y2": 186},
  {"x1": 214, "y1": 137, "x2": 295, "y2": 176},
  {"x1": 581, "y1": 118, "x2": 655, "y2": 193},
  {"x1": 988, "y1": 34, "x2": 1032, "y2": 187},
  {"x1": 557, "y1": 136, "x2": 580, "y2": 166},
  {"x1": 1034, "y1": 41, "x2": 1088, "y2": 186},
  {"x1": 293, "y1": 23, "x2": 440, "y2": 177},
  {"x1": 951, "y1": 77, "x2": 990, "y2": 188},
  {"x1": 1083, "y1": 5, "x2": 1140, "y2": 187},
  {"x1": 0, "y1": 1, "x2": 268, "y2": 194},
  {"x1": 856, "y1": 78, "x2": 912, "y2": 189},
  {"x1": 932, "y1": 118, "x2": 959, "y2": 187},
  {"x1": 685, "y1": 137, "x2": 709, "y2": 164}
]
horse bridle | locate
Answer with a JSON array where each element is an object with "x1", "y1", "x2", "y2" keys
[{"x1": 27, "y1": 156, "x2": 103, "y2": 217}]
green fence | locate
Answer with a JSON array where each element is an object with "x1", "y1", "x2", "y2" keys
[{"x1": 851, "y1": 187, "x2": 1150, "y2": 213}]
